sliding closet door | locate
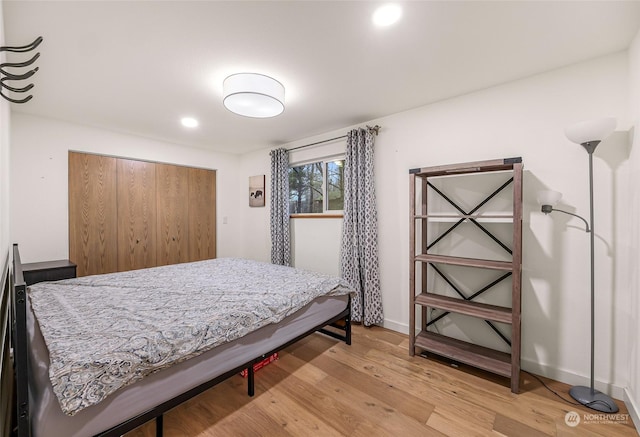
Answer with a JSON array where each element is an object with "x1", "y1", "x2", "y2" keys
[
  {"x1": 69, "y1": 152, "x2": 118, "y2": 277},
  {"x1": 188, "y1": 168, "x2": 216, "y2": 261},
  {"x1": 70, "y1": 153, "x2": 215, "y2": 273},
  {"x1": 156, "y1": 163, "x2": 189, "y2": 265},
  {"x1": 117, "y1": 159, "x2": 157, "y2": 271}
]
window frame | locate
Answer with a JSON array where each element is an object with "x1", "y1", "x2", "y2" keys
[{"x1": 289, "y1": 154, "x2": 345, "y2": 217}]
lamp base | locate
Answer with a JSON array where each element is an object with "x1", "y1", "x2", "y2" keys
[{"x1": 569, "y1": 385, "x2": 619, "y2": 413}]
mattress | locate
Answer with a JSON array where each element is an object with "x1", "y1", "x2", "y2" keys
[
  {"x1": 28, "y1": 293, "x2": 349, "y2": 437},
  {"x1": 28, "y1": 258, "x2": 353, "y2": 415}
]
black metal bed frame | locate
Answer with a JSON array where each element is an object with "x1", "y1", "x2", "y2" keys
[
  {"x1": 2, "y1": 251, "x2": 13, "y2": 437},
  {"x1": 10, "y1": 244, "x2": 351, "y2": 437}
]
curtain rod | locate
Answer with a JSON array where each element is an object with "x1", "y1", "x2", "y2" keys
[{"x1": 286, "y1": 125, "x2": 381, "y2": 152}]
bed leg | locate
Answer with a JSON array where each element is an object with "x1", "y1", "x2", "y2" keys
[
  {"x1": 156, "y1": 414, "x2": 163, "y2": 437},
  {"x1": 345, "y1": 315, "x2": 352, "y2": 346},
  {"x1": 248, "y1": 365, "x2": 255, "y2": 397}
]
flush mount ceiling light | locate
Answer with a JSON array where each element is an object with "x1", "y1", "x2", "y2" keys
[
  {"x1": 180, "y1": 117, "x2": 199, "y2": 128},
  {"x1": 223, "y1": 73, "x2": 285, "y2": 118},
  {"x1": 372, "y1": 4, "x2": 402, "y2": 27}
]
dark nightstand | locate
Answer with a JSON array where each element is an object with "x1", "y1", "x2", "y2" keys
[{"x1": 22, "y1": 260, "x2": 77, "y2": 285}]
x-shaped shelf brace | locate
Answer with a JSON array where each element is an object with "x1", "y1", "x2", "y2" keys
[
  {"x1": 425, "y1": 177, "x2": 514, "y2": 347},
  {"x1": 427, "y1": 265, "x2": 513, "y2": 346},
  {"x1": 427, "y1": 177, "x2": 514, "y2": 253}
]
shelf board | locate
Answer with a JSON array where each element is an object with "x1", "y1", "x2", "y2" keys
[
  {"x1": 410, "y1": 158, "x2": 521, "y2": 177},
  {"x1": 415, "y1": 331, "x2": 511, "y2": 377},
  {"x1": 415, "y1": 293, "x2": 512, "y2": 324},
  {"x1": 415, "y1": 254, "x2": 512, "y2": 271},
  {"x1": 414, "y1": 214, "x2": 513, "y2": 223}
]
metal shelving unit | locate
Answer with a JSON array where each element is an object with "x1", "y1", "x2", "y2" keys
[{"x1": 409, "y1": 157, "x2": 523, "y2": 393}]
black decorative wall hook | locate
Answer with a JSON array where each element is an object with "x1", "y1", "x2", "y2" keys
[{"x1": 0, "y1": 36, "x2": 43, "y2": 104}]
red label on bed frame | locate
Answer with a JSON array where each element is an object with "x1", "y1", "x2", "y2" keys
[{"x1": 239, "y1": 352, "x2": 279, "y2": 378}]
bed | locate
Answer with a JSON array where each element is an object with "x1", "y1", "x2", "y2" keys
[{"x1": 10, "y1": 244, "x2": 353, "y2": 437}]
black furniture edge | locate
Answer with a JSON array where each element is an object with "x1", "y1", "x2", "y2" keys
[
  {"x1": 2, "y1": 249, "x2": 13, "y2": 437},
  {"x1": 12, "y1": 244, "x2": 30, "y2": 437},
  {"x1": 21, "y1": 259, "x2": 77, "y2": 285}
]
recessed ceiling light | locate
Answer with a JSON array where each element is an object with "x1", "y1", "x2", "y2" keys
[
  {"x1": 372, "y1": 4, "x2": 402, "y2": 27},
  {"x1": 181, "y1": 117, "x2": 199, "y2": 128}
]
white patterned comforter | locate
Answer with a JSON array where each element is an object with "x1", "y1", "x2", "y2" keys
[{"x1": 28, "y1": 258, "x2": 354, "y2": 416}]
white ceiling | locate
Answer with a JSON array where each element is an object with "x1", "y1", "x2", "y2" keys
[{"x1": 4, "y1": 1, "x2": 640, "y2": 155}]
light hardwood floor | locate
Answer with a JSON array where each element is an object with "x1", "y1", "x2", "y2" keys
[{"x1": 126, "y1": 325, "x2": 637, "y2": 437}]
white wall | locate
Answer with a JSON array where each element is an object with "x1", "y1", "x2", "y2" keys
[
  {"x1": 237, "y1": 147, "x2": 272, "y2": 263},
  {"x1": 0, "y1": 1, "x2": 10, "y2": 270},
  {"x1": 291, "y1": 218, "x2": 341, "y2": 276},
  {"x1": 624, "y1": 27, "x2": 640, "y2": 431},
  {"x1": 240, "y1": 52, "x2": 633, "y2": 399},
  {"x1": 10, "y1": 113, "x2": 244, "y2": 263}
]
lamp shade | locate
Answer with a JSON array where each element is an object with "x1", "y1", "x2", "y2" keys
[
  {"x1": 537, "y1": 190, "x2": 562, "y2": 207},
  {"x1": 223, "y1": 73, "x2": 285, "y2": 118},
  {"x1": 565, "y1": 117, "x2": 616, "y2": 145}
]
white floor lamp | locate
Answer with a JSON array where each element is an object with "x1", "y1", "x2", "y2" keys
[{"x1": 538, "y1": 117, "x2": 619, "y2": 414}]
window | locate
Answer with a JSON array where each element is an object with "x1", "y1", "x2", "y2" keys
[
  {"x1": 326, "y1": 160, "x2": 344, "y2": 211},
  {"x1": 289, "y1": 158, "x2": 344, "y2": 214}
]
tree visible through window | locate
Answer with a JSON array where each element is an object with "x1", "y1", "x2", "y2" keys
[
  {"x1": 326, "y1": 160, "x2": 344, "y2": 210},
  {"x1": 289, "y1": 159, "x2": 344, "y2": 214}
]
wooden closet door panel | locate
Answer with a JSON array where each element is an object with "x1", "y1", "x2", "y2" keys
[
  {"x1": 156, "y1": 163, "x2": 189, "y2": 265},
  {"x1": 117, "y1": 159, "x2": 157, "y2": 271},
  {"x1": 188, "y1": 168, "x2": 216, "y2": 261},
  {"x1": 68, "y1": 152, "x2": 118, "y2": 277}
]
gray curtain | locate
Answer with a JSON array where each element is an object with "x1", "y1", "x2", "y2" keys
[
  {"x1": 340, "y1": 128, "x2": 383, "y2": 326},
  {"x1": 270, "y1": 148, "x2": 291, "y2": 266}
]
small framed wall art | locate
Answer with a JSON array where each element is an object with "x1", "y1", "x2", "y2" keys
[{"x1": 249, "y1": 175, "x2": 265, "y2": 207}]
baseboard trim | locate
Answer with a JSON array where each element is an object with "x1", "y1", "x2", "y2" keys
[
  {"x1": 624, "y1": 388, "x2": 640, "y2": 435},
  {"x1": 520, "y1": 358, "x2": 625, "y2": 401},
  {"x1": 382, "y1": 317, "x2": 627, "y2": 400},
  {"x1": 382, "y1": 318, "x2": 409, "y2": 335}
]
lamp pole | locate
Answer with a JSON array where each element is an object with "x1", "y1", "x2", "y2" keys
[
  {"x1": 566, "y1": 140, "x2": 619, "y2": 413},
  {"x1": 586, "y1": 143, "x2": 596, "y2": 395}
]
